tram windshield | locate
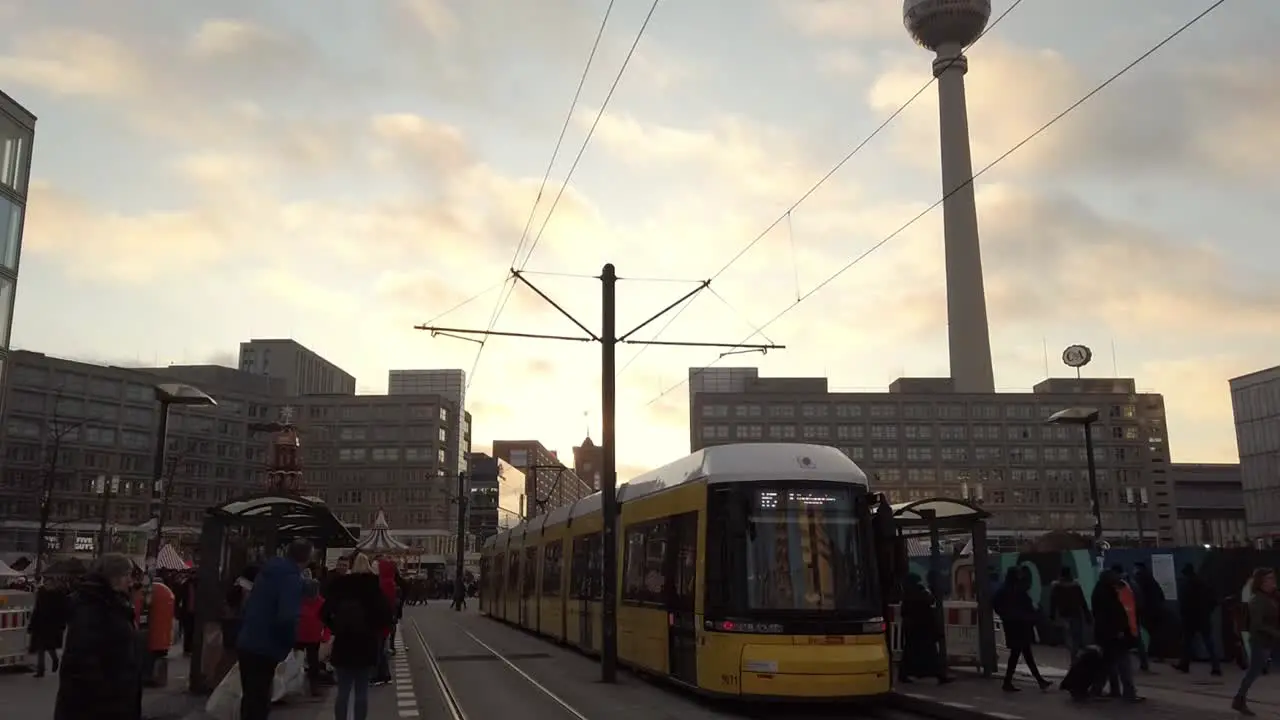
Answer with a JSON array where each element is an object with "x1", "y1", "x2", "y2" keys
[{"x1": 743, "y1": 486, "x2": 871, "y2": 611}]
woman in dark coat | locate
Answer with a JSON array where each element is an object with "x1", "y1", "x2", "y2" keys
[
  {"x1": 29, "y1": 578, "x2": 70, "y2": 677},
  {"x1": 898, "y1": 573, "x2": 949, "y2": 684},
  {"x1": 993, "y1": 566, "x2": 1051, "y2": 692},
  {"x1": 54, "y1": 554, "x2": 143, "y2": 720},
  {"x1": 323, "y1": 554, "x2": 392, "y2": 720}
]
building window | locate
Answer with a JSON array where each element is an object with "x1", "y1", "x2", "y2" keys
[
  {"x1": 339, "y1": 448, "x2": 366, "y2": 462},
  {"x1": 801, "y1": 403, "x2": 828, "y2": 418},
  {"x1": 906, "y1": 446, "x2": 933, "y2": 462},
  {"x1": 702, "y1": 404, "x2": 728, "y2": 418},
  {"x1": 0, "y1": 195, "x2": 20, "y2": 270},
  {"x1": 768, "y1": 404, "x2": 795, "y2": 418},
  {"x1": 871, "y1": 446, "x2": 898, "y2": 461},
  {"x1": 940, "y1": 447, "x2": 968, "y2": 462},
  {"x1": 767, "y1": 424, "x2": 796, "y2": 440},
  {"x1": 735, "y1": 424, "x2": 763, "y2": 440},
  {"x1": 802, "y1": 425, "x2": 829, "y2": 440},
  {"x1": 904, "y1": 424, "x2": 932, "y2": 440},
  {"x1": 372, "y1": 448, "x2": 400, "y2": 462},
  {"x1": 734, "y1": 404, "x2": 761, "y2": 418},
  {"x1": 870, "y1": 424, "x2": 897, "y2": 440},
  {"x1": 834, "y1": 403, "x2": 861, "y2": 418},
  {"x1": 0, "y1": 275, "x2": 12, "y2": 348},
  {"x1": 836, "y1": 425, "x2": 863, "y2": 441},
  {"x1": 702, "y1": 424, "x2": 730, "y2": 440},
  {"x1": 939, "y1": 425, "x2": 966, "y2": 441},
  {"x1": 870, "y1": 404, "x2": 896, "y2": 418}
]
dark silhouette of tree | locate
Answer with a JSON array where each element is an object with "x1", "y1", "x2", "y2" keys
[{"x1": 34, "y1": 391, "x2": 87, "y2": 577}]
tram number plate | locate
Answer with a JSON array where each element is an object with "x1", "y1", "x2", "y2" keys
[{"x1": 809, "y1": 636, "x2": 845, "y2": 645}]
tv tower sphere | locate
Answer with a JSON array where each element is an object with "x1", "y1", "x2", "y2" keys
[{"x1": 904, "y1": 0, "x2": 991, "y2": 51}]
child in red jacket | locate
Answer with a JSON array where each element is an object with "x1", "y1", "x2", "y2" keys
[{"x1": 297, "y1": 569, "x2": 326, "y2": 695}]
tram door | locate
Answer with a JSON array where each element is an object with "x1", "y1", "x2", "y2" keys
[
  {"x1": 522, "y1": 546, "x2": 537, "y2": 629},
  {"x1": 579, "y1": 534, "x2": 598, "y2": 652},
  {"x1": 666, "y1": 512, "x2": 699, "y2": 685}
]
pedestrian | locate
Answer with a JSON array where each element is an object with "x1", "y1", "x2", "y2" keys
[
  {"x1": 1049, "y1": 567, "x2": 1091, "y2": 663},
  {"x1": 1232, "y1": 567, "x2": 1279, "y2": 716},
  {"x1": 237, "y1": 541, "x2": 312, "y2": 720},
  {"x1": 897, "y1": 573, "x2": 950, "y2": 684},
  {"x1": 324, "y1": 553, "x2": 392, "y2": 720},
  {"x1": 54, "y1": 554, "x2": 143, "y2": 720},
  {"x1": 1134, "y1": 562, "x2": 1166, "y2": 663},
  {"x1": 29, "y1": 576, "x2": 70, "y2": 678},
  {"x1": 993, "y1": 567, "x2": 1050, "y2": 692},
  {"x1": 375, "y1": 557, "x2": 400, "y2": 682},
  {"x1": 1090, "y1": 570, "x2": 1143, "y2": 703},
  {"x1": 297, "y1": 567, "x2": 326, "y2": 696},
  {"x1": 1175, "y1": 563, "x2": 1221, "y2": 675}
]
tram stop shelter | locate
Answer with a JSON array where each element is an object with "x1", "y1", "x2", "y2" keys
[
  {"x1": 890, "y1": 497, "x2": 998, "y2": 676},
  {"x1": 189, "y1": 493, "x2": 359, "y2": 692}
]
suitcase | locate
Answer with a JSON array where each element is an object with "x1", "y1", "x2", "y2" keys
[{"x1": 1060, "y1": 645, "x2": 1106, "y2": 697}]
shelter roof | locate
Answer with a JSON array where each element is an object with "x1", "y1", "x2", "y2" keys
[
  {"x1": 891, "y1": 497, "x2": 989, "y2": 526},
  {"x1": 209, "y1": 493, "x2": 358, "y2": 546}
]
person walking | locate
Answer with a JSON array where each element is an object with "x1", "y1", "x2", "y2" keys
[
  {"x1": 1232, "y1": 567, "x2": 1279, "y2": 716},
  {"x1": 897, "y1": 573, "x2": 950, "y2": 684},
  {"x1": 237, "y1": 541, "x2": 312, "y2": 720},
  {"x1": 1175, "y1": 563, "x2": 1221, "y2": 675},
  {"x1": 1049, "y1": 567, "x2": 1091, "y2": 663},
  {"x1": 324, "y1": 554, "x2": 392, "y2": 720},
  {"x1": 54, "y1": 554, "x2": 144, "y2": 720},
  {"x1": 29, "y1": 576, "x2": 69, "y2": 678},
  {"x1": 297, "y1": 568, "x2": 327, "y2": 696},
  {"x1": 993, "y1": 567, "x2": 1051, "y2": 692},
  {"x1": 1091, "y1": 570, "x2": 1143, "y2": 703}
]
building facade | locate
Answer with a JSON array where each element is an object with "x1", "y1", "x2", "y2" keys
[
  {"x1": 572, "y1": 436, "x2": 603, "y2": 492},
  {"x1": 239, "y1": 339, "x2": 356, "y2": 396},
  {"x1": 0, "y1": 351, "x2": 283, "y2": 556},
  {"x1": 491, "y1": 439, "x2": 593, "y2": 517},
  {"x1": 0, "y1": 349, "x2": 471, "y2": 561},
  {"x1": 1230, "y1": 365, "x2": 1280, "y2": 541},
  {"x1": 1170, "y1": 463, "x2": 1246, "y2": 547},
  {"x1": 0, "y1": 92, "x2": 35, "y2": 393},
  {"x1": 466, "y1": 452, "x2": 525, "y2": 541},
  {"x1": 388, "y1": 369, "x2": 470, "y2": 477},
  {"x1": 689, "y1": 368, "x2": 1175, "y2": 548}
]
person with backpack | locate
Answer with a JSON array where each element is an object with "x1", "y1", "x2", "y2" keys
[
  {"x1": 323, "y1": 553, "x2": 392, "y2": 720},
  {"x1": 1049, "y1": 567, "x2": 1092, "y2": 662}
]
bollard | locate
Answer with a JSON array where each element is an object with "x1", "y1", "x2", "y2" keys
[{"x1": 144, "y1": 583, "x2": 175, "y2": 687}]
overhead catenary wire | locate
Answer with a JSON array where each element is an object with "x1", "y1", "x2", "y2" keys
[
  {"x1": 618, "y1": 0, "x2": 1028, "y2": 376},
  {"x1": 470, "y1": 0, "x2": 661, "y2": 390},
  {"x1": 646, "y1": 0, "x2": 1227, "y2": 407},
  {"x1": 466, "y1": 0, "x2": 619, "y2": 390}
]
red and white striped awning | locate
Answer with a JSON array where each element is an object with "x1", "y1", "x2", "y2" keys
[{"x1": 156, "y1": 544, "x2": 190, "y2": 571}]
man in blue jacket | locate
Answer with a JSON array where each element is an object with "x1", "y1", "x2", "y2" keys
[{"x1": 237, "y1": 540, "x2": 312, "y2": 720}]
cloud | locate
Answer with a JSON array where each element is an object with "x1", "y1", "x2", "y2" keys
[
  {"x1": 867, "y1": 38, "x2": 1280, "y2": 182},
  {"x1": 778, "y1": 0, "x2": 904, "y2": 41},
  {"x1": 0, "y1": 28, "x2": 148, "y2": 96}
]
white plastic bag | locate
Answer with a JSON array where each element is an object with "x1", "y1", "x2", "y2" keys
[
  {"x1": 205, "y1": 663, "x2": 243, "y2": 720},
  {"x1": 272, "y1": 650, "x2": 306, "y2": 701}
]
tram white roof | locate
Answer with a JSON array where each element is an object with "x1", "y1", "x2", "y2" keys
[{"x1": 482, "y1": 443, "x2": 866, "y2": 550}]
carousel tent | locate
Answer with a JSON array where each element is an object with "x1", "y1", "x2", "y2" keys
[
  {"x1": 156, "y1": 544, "x2": 190, "y2": 571},
  {"x1": 356, "y1": 510, "x2": 410, "y2": 553}
]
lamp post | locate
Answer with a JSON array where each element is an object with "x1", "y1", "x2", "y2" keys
[
  {"x1": 1125, "y1": 486, "x2": 1149, "y2": 548},
  {"x1": 145, "y1": 383, "x2": 216, "y2": 569},
  {"x1": 1047, "y1": 407, "x2": 1102, "y2": 562}
]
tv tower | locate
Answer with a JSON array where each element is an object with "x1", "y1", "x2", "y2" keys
[{"x1": 904, "y1": 0, "x2": 996, "y2": 393}]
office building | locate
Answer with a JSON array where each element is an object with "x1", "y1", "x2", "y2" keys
[
  {"x1": 389, "y1": 369, "x2": 470, "y2": 477},
  {"x1": 689, "y1": 368, "x2": 1175, "y2": 549},
  {"x1": 1170, "y1": 463, "x2": 1246, "y2": 547},
  {"x1": 572, "y1": 436, "x2": 603, "y2": 492},
  {"x1": 0, "y1": 92, "x2": 35, "y2": 390},
  {"x1": 466, "y1": 452, "x2": 526, "y2": 541},
  {"x1": 239, "y1": 339, "x2": 356, "y2": 396},
  {"x1": 0, "y1": 351, "x2": 283, "y2": 556},
  {"x1": 491, "y1": 439, "x2": 593, "y2": 517},
  {"x1": 1230, "y1": 365, "x2": 1280, "y2": 541},
  {"x1": 0, "y1": 348, "x2": 470, "y2": 562}
]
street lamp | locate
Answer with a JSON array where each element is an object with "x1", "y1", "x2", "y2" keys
[
  {"x1": 1046, "y1": 407, "x2": 1103, "y2": 550},
  {"x1": 1124, "y1": 486, "x2": 1149, "y2": 548},
  {"x1": 144, "y1": 382, "x2": 216, "y2": 568}
]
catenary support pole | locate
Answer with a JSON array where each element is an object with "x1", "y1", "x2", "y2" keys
[
  {"x1": 454, "y1": 471, "x2": 468, "y2": 610},
  {"x1": 599, "y1": 262, "x2": 619, "y2": 683}
]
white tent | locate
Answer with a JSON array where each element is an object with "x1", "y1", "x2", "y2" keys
[{"x1": 0, "y1": 559, "x2": 22, "y2": 577}]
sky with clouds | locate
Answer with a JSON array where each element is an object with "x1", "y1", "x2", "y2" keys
[{"x1": 2, "y1": 0, "x2": 1277, "y2": 479}]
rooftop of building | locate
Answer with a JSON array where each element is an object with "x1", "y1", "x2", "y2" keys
[
  {"x1": 0, "y1": 89, "x2": 36, "y2": 127},
  {"x1": 1229, "y1": 363, "x2": 1280, "y2": 386},
  {"x1": 690, "y1": 368, "x2": 1154, "y2": 398}
]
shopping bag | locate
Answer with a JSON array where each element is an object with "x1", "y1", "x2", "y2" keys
[
  {"x1": 271, "y1": 650, "x2": 307, "y2": 701},
  {"x1": 205, "y1": 663, "x2": 243, "y2": 720}
]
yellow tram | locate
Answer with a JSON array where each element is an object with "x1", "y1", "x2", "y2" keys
[{"x1": 478, "y1": 443, "x2": 891, "y2": 700}]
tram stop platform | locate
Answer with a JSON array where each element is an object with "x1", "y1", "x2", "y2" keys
[
  {"x1": 894, "y1": 647, "x2": 1280, "y2": 720},
  {"x1": 399, "y1": 603, "x2": 941, "y2": 720}
]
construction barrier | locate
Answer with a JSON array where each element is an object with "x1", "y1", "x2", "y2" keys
[
  {"x1": 888, "y1": 600, "x2": 985, "y2": 671},
  {"x1": 0, "y1": 590, "x2": 34, "y2": 669}
]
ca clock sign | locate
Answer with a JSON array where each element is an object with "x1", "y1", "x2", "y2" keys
[{"x1": 1062, "y1": 344, "x2": 1092, "y2": 369}]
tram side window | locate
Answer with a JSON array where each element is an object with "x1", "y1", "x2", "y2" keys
[
  {"x1": 570, "y1": 534, "x2": 594, "y2": 599},
  {"x1": 494, "y1": 553, "x2": 505, "y2": 595},
  {"x1": 507, "y1": 551, "x2": 520, "y2": 593},
  {"x1": 670, "y1": 512, "x2": 698, "y2": 611},
  {"x1": 623, "y1": 520, "x2": 667, "y2": 605},
  {"x1": 542, "y1": 540, "x2": 563, "y2": 596},
  {"x1": 522, "y1": 547, "x2": 538, "y2": 598},
  {"x1": 479, "y1": 556, "x2": 489, "y2": 595}
]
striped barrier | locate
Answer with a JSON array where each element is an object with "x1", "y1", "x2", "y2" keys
[{"x1": 0, "y1": 590, "x2": 34, "y2": 669}]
